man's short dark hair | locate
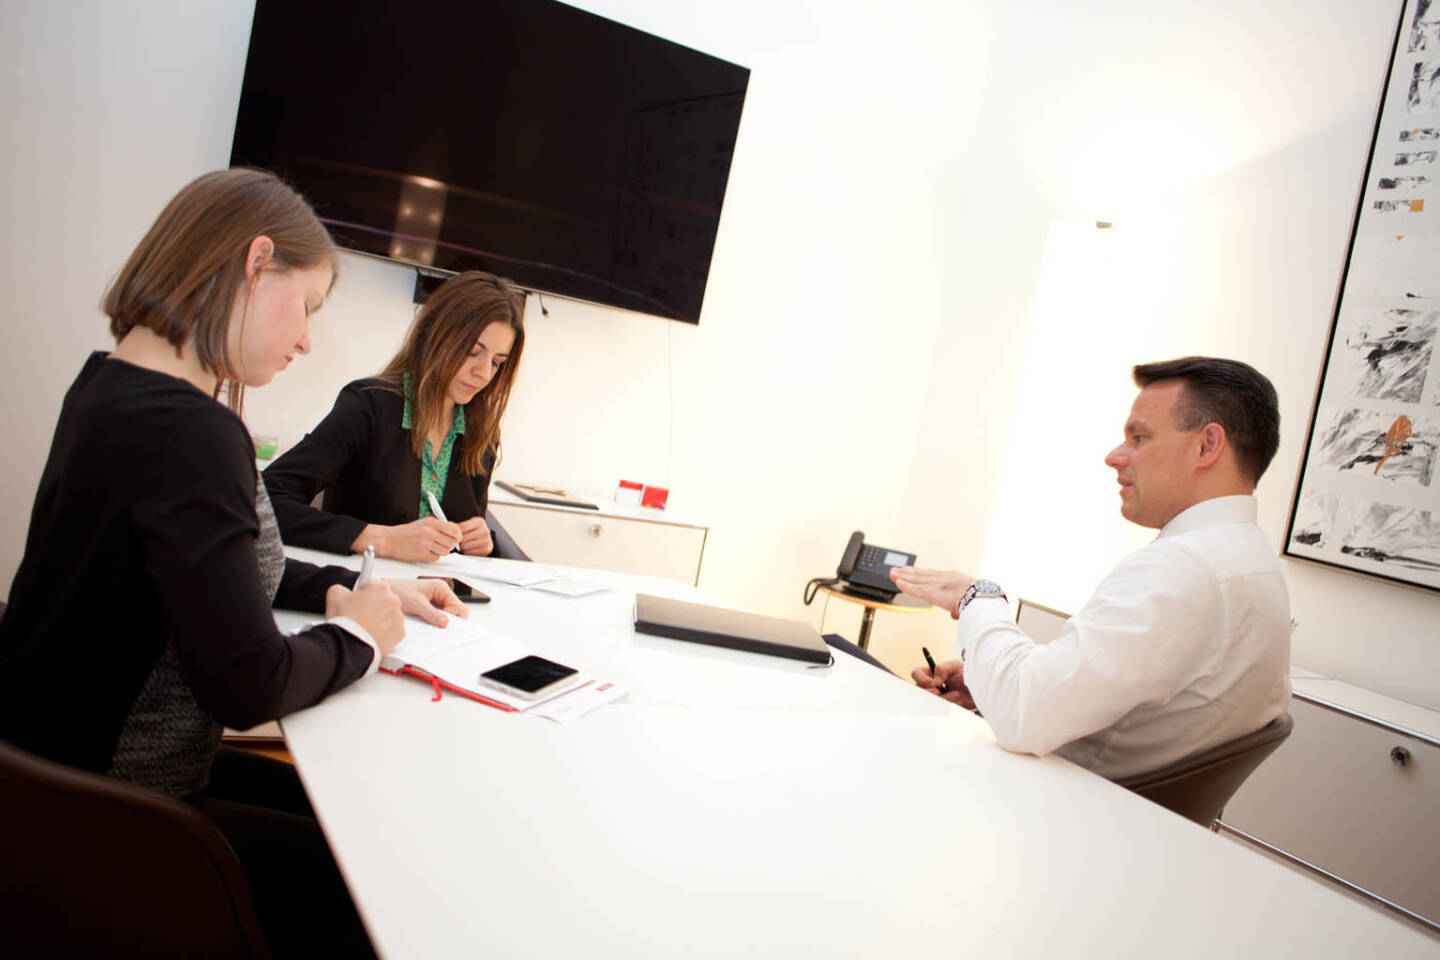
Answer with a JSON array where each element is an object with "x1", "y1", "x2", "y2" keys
[{"x1": 1132, "y1": 356, "x2": 1280, "y2": 484}]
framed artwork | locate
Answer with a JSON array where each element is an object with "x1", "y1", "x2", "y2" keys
[{"x1": 1285, "y1": 0, "x2": 1440, "y2": 591}]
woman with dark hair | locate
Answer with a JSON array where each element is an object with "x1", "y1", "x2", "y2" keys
[
  {"x1": 264, "y1": 270, "x2": 527, "y2": 562},
  {"x1": 0, "y1": 168, "x2": 464, "y2": 957}
]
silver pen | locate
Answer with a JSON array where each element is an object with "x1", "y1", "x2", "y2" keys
[
  {"x1": 426, "y1": 492, "x2": 462, "y2": 553},
  {"x1": 355, "y1": 545, "x2": 376, "y2": 588}
]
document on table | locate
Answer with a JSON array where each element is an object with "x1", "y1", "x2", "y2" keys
[
  {"x1": 529, "y1": 680, "x2": 629, "y2": 723},
  {"x1": 423, "y1": 555, "x2": 610, "y2": 597},
  {"x1": 424, "y1": 555, "x2": 557, "y2": 587},
  {"x1": 382, "y1": 614, "x2": 626, "y2": 719},
  {"x1": 530, "y1": 573, "x2": 609, "y2": 597}
]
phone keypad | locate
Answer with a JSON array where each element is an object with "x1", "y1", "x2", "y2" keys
[{"x1": 859, "y1": 545, "x2": 886, "y2": 568}]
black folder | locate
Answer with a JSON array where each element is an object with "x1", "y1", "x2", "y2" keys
[{"x1": 634, "y1": 594, "x2": 833, "y2": 665}]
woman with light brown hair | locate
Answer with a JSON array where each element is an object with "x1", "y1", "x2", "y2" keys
[
  {"x1": 0, "y1": 167, "x2": 464, "y2": 958},
  {"x1": 264, "y1": 270, "x2": 527, "y2": 562}
]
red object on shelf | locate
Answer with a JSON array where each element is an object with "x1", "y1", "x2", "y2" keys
[
  {"x1": 616, "y1": 479, "x2": 644, "y2": 507},
  {"x1": 640, "y1": 485, "x2": 669, "y2": 510}
]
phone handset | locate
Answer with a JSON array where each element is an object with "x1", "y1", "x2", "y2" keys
[{"x1": 836, "y1": 530, "x2": 864, "y2": 579}]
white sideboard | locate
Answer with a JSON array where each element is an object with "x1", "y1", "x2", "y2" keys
[
  {"x1": 1220, "y1": 670, "x2": 1440, "y2": 933},
  {"x1": 488, "y1": 486, "x2": 708, "y2": 586}
]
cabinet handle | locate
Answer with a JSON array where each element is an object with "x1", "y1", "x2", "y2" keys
[
  {"x1": 588, "y1": 523, "x2": 604, "y2": 539},
  {"x1": 1390, "y1": 746, "x2": 1411, "y2": 768}
]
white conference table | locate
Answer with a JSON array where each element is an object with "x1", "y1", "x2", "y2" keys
[{"x1": 276, "y1": 548, "x2": 1437, "y2": 958}]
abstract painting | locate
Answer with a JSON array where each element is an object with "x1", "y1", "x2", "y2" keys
[
  {"x1": 1291, "y1": 492, "x2": 1343, "y2": 548},
  {"x1": 1339, "y1": 501, "x2": 1440, "y2": 572},
  {"x1": 1335, "y1": 309, "x2": 1435, "y2": 402},
  {"x1": 1315, "y1": 408, "x2": 1438, "y2": 485},
  {"x1": 1287, "y1": 0, "x2": 1440, "y2": 591},
  {"x1": 1410, "y1": 0, "x2": 1440, "y2": 52}
]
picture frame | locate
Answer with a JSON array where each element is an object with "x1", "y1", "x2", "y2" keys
[{"x1": 1284, "y1": 0, "x2": 1440, "y2": 592}]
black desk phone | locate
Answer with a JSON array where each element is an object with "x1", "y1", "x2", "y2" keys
[{"x1": 836, "y1": 531, "x2": 916, "y2": 601}]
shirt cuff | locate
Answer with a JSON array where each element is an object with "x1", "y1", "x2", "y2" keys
[
  {"x1": 326, "y1": 615, "x2": 382, "y2": 678},
  {"x1": 954, "y1": 596, "x2": 1012, "y2": 662}
]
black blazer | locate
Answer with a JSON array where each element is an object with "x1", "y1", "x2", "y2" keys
[{"x1": 263, "y1": 378, "x2": 496, "y2": 555}]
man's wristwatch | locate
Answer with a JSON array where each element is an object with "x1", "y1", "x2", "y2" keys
[{"x1": 955, "y1": 579, "x2": 1006, "y2": 619}]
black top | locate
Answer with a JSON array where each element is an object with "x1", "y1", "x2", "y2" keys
[
  {"x1": 0, "y1": 354, "x2": 371, "y2": 781},
  {"x1": 262, "y1": 378, "x2": 495, "y2": 554}
]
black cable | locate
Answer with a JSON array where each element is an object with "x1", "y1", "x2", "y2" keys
[
  {"x1": 537, "y1": 292, "x2": 549, "y2": 316},
  {"x1": 803, "y1": 577, "x2": 840, "y2": 606}
]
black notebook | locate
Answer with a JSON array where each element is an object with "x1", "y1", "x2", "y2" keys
[{"x1": 634, "y1": 595, "x2": 833, "y2": 665}]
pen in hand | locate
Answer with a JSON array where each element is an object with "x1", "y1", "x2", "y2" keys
[
  {"x1": 426, "y1": 492, "x2": 462, "y2": 554},
  {"x1": 355, "y1": 545, "x2": 376, "y2": 589},
  {"x1": 921, "y1": 646, "x2": 950, "y2": 695}
]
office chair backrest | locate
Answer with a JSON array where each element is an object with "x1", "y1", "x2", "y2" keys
[
  {"x1": 486, "y1": 508, "x2": 531, "y2": 561},
  {"x1": 0, "y1": 738, "x2": 271, "y2": 958},
  {"x1": 1116, "y1": 713, "x2": 1293, "y2": 828}
]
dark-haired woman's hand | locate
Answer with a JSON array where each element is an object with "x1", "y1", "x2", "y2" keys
[
  {"x1": 457, "y1": 517, "x2": 494, "y2": 556},
  {"x1": 360, "y1": 518, "x2": 463, "y2": 562}
]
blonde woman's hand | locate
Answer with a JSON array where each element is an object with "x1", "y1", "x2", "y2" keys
[
  {"x1": 325, "y1": 582, "x2": 404, "y2": 656},
  {"x1": 385, "y1": 577, "x2": 469, "y2": 625}
]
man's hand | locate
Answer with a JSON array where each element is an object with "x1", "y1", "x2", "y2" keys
[
  {"x1": 889, "y1": 567, "x2": 976, "y2": 620},
  {"x1": 384, "y1": 577, "x2": 468, "y2": 626},
  {"x1": 910, "y1": 658, "x2": 976, "y2": 710},
  {"x1": 457, "y1": 517, "x2": 494, "y2": 556}
]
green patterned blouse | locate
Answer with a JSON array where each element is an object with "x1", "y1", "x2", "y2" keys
[{"x1": 401, "y1": 374, "x2": 466, "y2": 519}]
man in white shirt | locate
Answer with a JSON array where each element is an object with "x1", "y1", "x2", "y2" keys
[{"x1": 892, "y1": 357, "x2": 1291, "y2": 780}]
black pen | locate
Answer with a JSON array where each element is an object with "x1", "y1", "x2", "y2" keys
[{"x1": 921, "y1": 646, "x2": 950, "y2": 695}]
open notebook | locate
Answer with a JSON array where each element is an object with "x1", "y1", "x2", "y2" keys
[{"x1": 376, "y1": 615, "x2": 626, "y2": 722}]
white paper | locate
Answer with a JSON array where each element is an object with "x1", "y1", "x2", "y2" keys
[
  {"x1": 530, "y1": 573, "x2": 610, "y2": 597},
  {"x1": 423, "y1": 554, "x2": 557, "y2": 587},
  {"x1": 529, "y1": 680, "x2": 630, "y2": 723}
]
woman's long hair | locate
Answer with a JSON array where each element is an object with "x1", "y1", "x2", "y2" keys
[
  {"x1": 378, "y1": 271, "x2": 526, "y2": 475},
  {"x1": 102, "y1": 168, "x2": 338, "y2": 412}
]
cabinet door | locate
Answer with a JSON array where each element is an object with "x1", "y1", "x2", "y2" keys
[
  {"x1": 1222, "y1": 698, "x2": 1440, "y2": 924},
  {"x1": 490, "y1": 503, "x2": 705, "y2": 584}
]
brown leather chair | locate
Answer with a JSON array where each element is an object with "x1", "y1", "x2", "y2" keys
[
  {"x1": 1117, "y1": 712, "x2": 1293, "y2": 829},
  {"x1": 0, "y1": 737, "x2": 271, "y2": 958}
]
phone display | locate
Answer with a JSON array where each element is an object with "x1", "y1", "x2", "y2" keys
[{"x1": 478, "y1": 656, "x2": 579, "y2": 700}]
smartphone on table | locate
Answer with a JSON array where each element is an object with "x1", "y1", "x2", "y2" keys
[{"x1": 478, "y1": 656, "x2": 579, "y2": 700}]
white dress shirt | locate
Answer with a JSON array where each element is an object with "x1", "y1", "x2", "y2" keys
[{"x1": 956, "y1": 495, "x2": 1292, "y2": 780}]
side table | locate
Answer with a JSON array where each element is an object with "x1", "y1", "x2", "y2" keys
[{"x1": 814, "y1": 582, "x2": 930, "y2": 650}]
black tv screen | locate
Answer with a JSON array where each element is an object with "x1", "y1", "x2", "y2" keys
[{"x1": 231, "y1": 0, "x2": 749, "y2": 323}]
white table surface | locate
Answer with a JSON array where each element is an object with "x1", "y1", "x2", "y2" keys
[{"x1": 277, "y1": 549, "x2": 1438, "y2": 958}]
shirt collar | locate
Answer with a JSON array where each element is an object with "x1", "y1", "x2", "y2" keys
[
  {"x1": 400, "y1": 372, "x2": 466, "y2": 436},
  {"x1": 1159, "y1": 494, "x2": 1257, "y2": 538}
]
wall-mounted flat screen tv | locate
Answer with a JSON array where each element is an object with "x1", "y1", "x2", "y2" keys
[{"x1": 231, "y1": 0, "x2": 749, "y2": 323}]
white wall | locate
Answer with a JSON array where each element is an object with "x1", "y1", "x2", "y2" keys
[
  {"x1": 3, "y1": 0, "x2": 1435, "y2": 711},
  {"x1": 0, "y1": 0, "x2": 256, "y2": 591},
  {"x1": 0, "y1": 0, "x2": 1003, "y2": 642},
  {"x1": 881, "y1": 0, "x2": 1440, "y2": 711},
  {"x1": 249, "y1": 0, "x2": 1007, "y2": 638}
]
